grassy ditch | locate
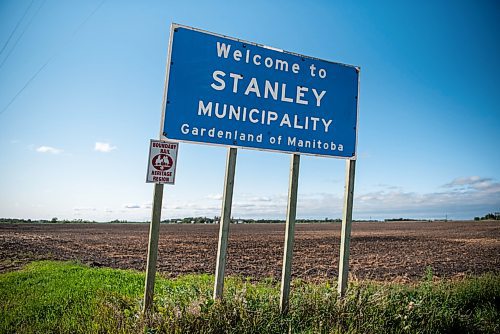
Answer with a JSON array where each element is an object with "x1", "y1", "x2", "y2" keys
[{"x1": 1, "y1": 261, "x2": 499, "y2": 333}]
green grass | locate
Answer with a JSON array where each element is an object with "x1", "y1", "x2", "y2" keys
[{"x1": 1, "y1": 261, "x2": 499, "y2": 333}]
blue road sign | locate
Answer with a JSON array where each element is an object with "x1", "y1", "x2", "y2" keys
[{"x1": 162, "y1": 24, "x2": 359, "y2": 158}]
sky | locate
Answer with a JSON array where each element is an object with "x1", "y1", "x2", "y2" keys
[{"x1": 0, "y1": 0, "x2": 499, "y2": 221}]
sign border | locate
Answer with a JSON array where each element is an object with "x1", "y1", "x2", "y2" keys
[{"x1": 160, "y1": 23, "x2": 360, "y2": 160}]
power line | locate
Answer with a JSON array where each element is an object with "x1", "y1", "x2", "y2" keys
[
  {"x1": 69, "y1": 0, "x2": 106, "y2": 40},
  {"x1": 0, "y1": 0, "x2": 46, "y2": 70},
  {"x1": 0, "y1": 0, "x2": 106, "y2": 116},
  {"x1": 0, "y1": 59, "x2": 50, "y2": 115},
  {"x1": 0, "y1": 0, "x2": 35, "y2": 56}
]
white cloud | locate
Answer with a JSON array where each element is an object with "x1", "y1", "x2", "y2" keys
[
  {"x1": 36, "y1": 146, "x2": 62, "y2": 154},
  {"x1": 444, "y1": 176, "x2": 486, "y2": 187},
  {"x1": 352, "y1": 177, "x2": 500, "y2": 219},
  {"x1": 94, "y1": 142, "x2": 116, "y2": 153},
  {"x1": 113, "y1": 176, "x2": 499, "y2": 221},
  {"x1": 443, "y1": 176, "x2": 499, "y2": 193},
  {"x1": 206, "y1": 193, "x2": 223, "y2": 200},
  {"x1": 73, "y1": 207, "x2": 97, "y2": 212},
  {"x1": 157, "y1": 176, "x2": 500, "y2": 220}
]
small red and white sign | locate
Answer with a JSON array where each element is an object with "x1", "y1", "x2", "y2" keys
[{"x1": 146, "y1": 140, "x2": 179, "y2": 184}]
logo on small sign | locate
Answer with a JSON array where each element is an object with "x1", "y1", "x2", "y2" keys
[
  {"x1": 152, "y1": 154, "x2": 173, "y2": 171},
  {"x1": 146, "y1": 140, "x2": 179, "y2": 184}
]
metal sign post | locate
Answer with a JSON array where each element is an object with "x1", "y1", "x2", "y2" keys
[
  {"x1": 213, "y1": 147, "x2": 238, "y2": 299},
  {"x1": 143, "y1": 140, "x2": 179, "y2": 313},
  {"x1": 280, "y1": 153, "x2": 300, "y2": 313},
  {"x1": 143, "y1": 183, "x2": 164, "y2": 312},
  {"x1": 337, "y1": 159, "x2": 356, "y2": 297}
]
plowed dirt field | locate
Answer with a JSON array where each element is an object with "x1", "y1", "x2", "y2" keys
[{"x1": 1, "y1": 221, "x2": 498, "y2": 282}]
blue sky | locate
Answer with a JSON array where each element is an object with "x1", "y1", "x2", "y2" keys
[{"x1": 0, "y1": 0, "x2": 499, "y2": 221}]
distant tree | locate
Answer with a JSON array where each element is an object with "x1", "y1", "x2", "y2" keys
[
  {"x1": 475, "y1": 212, "x2": 500, "y2": 221},
  {"x1": 485, "y1": 213, "x2": 495, "y2": 220}
]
